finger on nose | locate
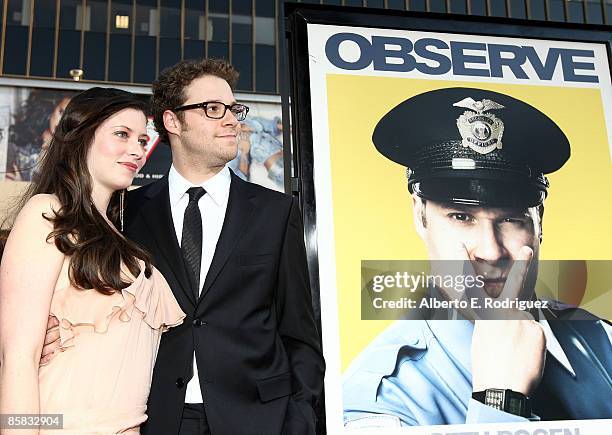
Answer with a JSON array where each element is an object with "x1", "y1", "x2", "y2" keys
[{"x1": 500, "y1": 246, "x2": 533, "y2": 300}]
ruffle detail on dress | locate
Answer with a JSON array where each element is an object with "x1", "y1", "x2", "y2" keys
[
  {"x1": 124, "y1": 266, "x2": 185, "y2": 332},
  {"x1": 49, "y1": 261, "x2": 185, "y2": 350}
]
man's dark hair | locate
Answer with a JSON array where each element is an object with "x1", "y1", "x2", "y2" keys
[{"x1": 151, "y1": 58, "x2": 239, "y2": 144}]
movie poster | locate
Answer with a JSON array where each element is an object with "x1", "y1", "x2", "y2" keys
[
  {"x1": 299, "y1": 19, "x2": 612, "y2": 434},
  {"x1": 0, "y1": 87, "x2": 77, "y2": 182}
]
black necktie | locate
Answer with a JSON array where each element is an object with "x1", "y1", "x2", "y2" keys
[{"x1": 181, "y1": 187, "x2": 206, "y2": 300}]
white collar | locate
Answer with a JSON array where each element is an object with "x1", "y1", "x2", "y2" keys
[{"x1": 168, "y1": 165, "x2": 231, "y2": 208}]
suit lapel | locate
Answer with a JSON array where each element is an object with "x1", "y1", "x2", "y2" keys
[
  {"x1": 197, "y1": 172, "x2": 255, "y2": 304},
  {"x1": 140, "y1": 177, "x2": 196, "y2": 306}
]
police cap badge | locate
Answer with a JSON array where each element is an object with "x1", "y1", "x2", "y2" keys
[{"x1": 372, "y1": 87, "x2": 571, "y2": 207}]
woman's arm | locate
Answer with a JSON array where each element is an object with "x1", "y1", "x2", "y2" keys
[{"x1": 0, "y1": 194, "x2": 65, "y2": 434}]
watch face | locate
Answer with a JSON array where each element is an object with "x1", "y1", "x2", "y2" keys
[{"x1": 507, "y1": 397, "x2": 523, "y2": 415}]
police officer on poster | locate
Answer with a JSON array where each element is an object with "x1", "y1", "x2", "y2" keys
[{"x1": 342, "y1": 87, "x2": 612, "y2": 428}]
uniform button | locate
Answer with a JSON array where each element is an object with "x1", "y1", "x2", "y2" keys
[
  {"x1": 176, "y1": 377, "x2": 184, "y2": 388},
  {"x1": 192, "y1": 319, "x2": 207, "y2": 327}
]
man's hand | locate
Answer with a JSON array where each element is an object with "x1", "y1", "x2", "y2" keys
[
  {"x1": 40, "y1": 315, "x2": 61, "y2": 365},
  {"x1": 471, "y1": 319, "x2": 546, "y2": 396}
]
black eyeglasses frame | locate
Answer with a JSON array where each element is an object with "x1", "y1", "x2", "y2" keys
[{"x1": 172, "y1": 101, "x2": 250, "y2": 121}]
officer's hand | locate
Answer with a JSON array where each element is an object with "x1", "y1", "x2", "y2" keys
[
  {"x1": 471, "y1": 319, "x2": 546, "y2": 396},
  {"x1": 41, "y1": 315, "x2": 61, "y2": 365},
  {"x1": 496, "y1": 246, "x2": 534, "y2": 305}
]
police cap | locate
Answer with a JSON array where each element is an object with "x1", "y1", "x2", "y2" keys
[{"x1": 372, "y1": 87, "x2": 571, "y2": 207}]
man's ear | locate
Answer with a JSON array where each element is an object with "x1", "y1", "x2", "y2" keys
[
  {"x1": 412, "y1": 195, "x2": 427, "y2": 241},
  {"x1": 163, "y1": 110, "x2": 181, "y2": 137}
]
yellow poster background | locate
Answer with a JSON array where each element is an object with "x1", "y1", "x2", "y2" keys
[{"x1": 325, "y1": 76, "x2": 612, "y2": 371}]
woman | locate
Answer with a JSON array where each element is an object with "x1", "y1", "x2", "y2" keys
[{"x1": 0, "y1": 87, "x2": 185, "y2": 434}]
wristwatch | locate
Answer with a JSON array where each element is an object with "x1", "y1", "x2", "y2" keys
[{"x1": 472, "y1": 389, "x2": 532, "y2": 417}]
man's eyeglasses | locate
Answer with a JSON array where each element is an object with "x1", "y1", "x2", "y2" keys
[{"x1": 173, "y1": 101, "x2": 249, "y2": 121}]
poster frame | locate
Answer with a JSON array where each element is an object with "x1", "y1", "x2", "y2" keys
[{"x1": 284, "y1": 3, "x2": 612, "y2": 433}]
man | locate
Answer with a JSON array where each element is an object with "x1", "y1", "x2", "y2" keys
[
  {"x1": 128, "y1": 59, "x2": 324, "y2": 435},
  {"x1": 42, "y1": 59, "x2": 324, "y2": 434},
  {"x1": 342, "y1": 87, "x2": 612, "y2": 428}
]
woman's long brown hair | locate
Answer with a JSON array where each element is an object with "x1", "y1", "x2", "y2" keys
[{"x1": 9, "y1": 87, "x2": 153, "y2": 294}]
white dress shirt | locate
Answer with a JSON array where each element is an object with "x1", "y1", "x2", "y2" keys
[{"x1": 167, "y1": 164, "x2": 231, "y2": 403}]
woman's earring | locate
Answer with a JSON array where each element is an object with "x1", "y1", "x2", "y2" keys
[{"x1": 120, "y1": 189, "x2": 125, "y2": 232}]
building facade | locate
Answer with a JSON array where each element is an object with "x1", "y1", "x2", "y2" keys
[
  {"x1": 0, "y1": 0, "x2": 609, "y2": 196},
  {"x1": 0, "y1": 0, "x2": 609, "y2": 93}
]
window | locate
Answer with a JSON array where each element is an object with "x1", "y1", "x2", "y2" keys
[
  {"x1": 548, "y1": 0, "x2": 567, "y2": 21},
  {"x1": 489, "y1": 0, "x2": 507, "y2": 16},
  {"x1": 409, "y1": 0, "x2": 426, "y2": 11},
  {"x1": 134, "y1": 0, "x2": 157, "y2": 83},
  {"x1": 83, "y1": 0, "x2": 108, "y2": 80},
  {"x1": 57, "y1": 0, "x2": 82, "y2": 79},
  {"x1": 429, "y1": 0, "x2": 447, "y2": 13},
  {"x1": 450, "y1": 0, "x2": 468, "y2": 14},
  {"x1": 256, "y1": 0, "x2": 276, "y2": 92},
  {"x1": 208, "y1": 0, "x2": 229, "y2": 59},
  {"x1": 232, "y1": 0, "x2": 252, "y2": 90},
  {"x1": 159, "y1": 0, "x2": 180, "y2": 72},
  {"x1": 109, "y1": 0, "x2": 132, "y2": 82},
  {"x1": 387, "y1": 0, "x2": 406, "y2": 9},
  {"x1": 585, "y1": 0, "x2": 603, "y2": 23},
  {"x1": 4, "y1": 0, "x2": 30, "y2": 75},
  {"x1": 509, "y1": 0, "x2": 526, "y2": 18},
  {"x1": 30, "y1": 0, "x2": 57, "y2": 77},
  {"x1": 184, "y1": 0, "x2": 206, "y2": 60},
  {"x1": 528, "y1": 0, "x2": 546, "y2": 19},
  {"x1": 566, "y1": 0, "x2": 585, "y2": 23},
  {"x1": 366, "y1": 0, "x2": 385, "y2": 7}
]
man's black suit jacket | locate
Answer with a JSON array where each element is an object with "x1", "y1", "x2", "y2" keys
[{"x1": 124, "y1": 171, "x2": 325, "y2": 435}]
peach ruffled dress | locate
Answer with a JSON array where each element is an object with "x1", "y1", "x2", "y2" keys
[{"x1": 38, "y1": 261, "x2": 185, "y2": 434}]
